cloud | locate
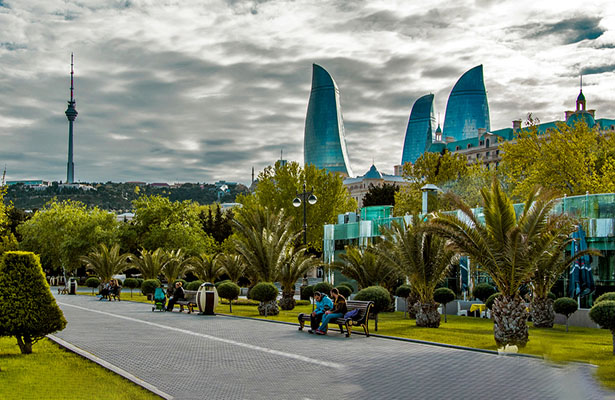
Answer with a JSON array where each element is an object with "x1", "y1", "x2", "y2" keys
[
  {"x1": 512, "y1": 16, "x2": 605, "y2": 44},
  {"x1": 581, "y1": 64, "x2": 615, "y2": 75}
]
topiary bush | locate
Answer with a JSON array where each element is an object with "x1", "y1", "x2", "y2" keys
[
  {"x1": 473, "y1": 283, "x2": 496, "y2": 303},
  {"x1": 354, "y1": 286, "x2": 391, "y2": 314},
  {"x1": 215, "y1": 279, "x2": 231, "y2": 288},
  {"x1": 123, "y1": 278, "x2": 139, "y2": 297},
  {"x1": 0, "y1": 251, "x2": 67, "y2": 354},
  {"x1": 434, "y1": 287, "x2": 455, "y2": 323},
  {"x1": 141, "y1": 279, "x2": 161, "y2": 298},
  {"x1": 338, "y1": 282, "x2": 354, "y2": 293},
  {"x1": 589, "y1": 300, "x2": 615, "y2": 355},
  {"x1": 136, "y1": 278, "x2": 144, "y2": 288},
  {"x1": 217, "y1": 282, "x2": 241, "y2": 313},
  {"x1": 250, "y1": 282, "x2": 279, "y2": 316},
  {"x1": 313, "y1": 282, "x2": 334, "y2": 296},
  {"x1": 335, "y1": 285, "x2": 352, "y2": 299},
  {"x1": 486, "y1": 292, "x2": 502, "y2": 311},
  {"x1": 395, "y1": 284, "x2": 411, "y2": 298},
  {"x1": 547, "y1": 292, "x2": 557, "y2": 300},
  {"x1": 595, "y1": 292, "x2": 615, "y2": 304},
  {"x1": 553, "y1": 297, "x2": 578, "y2": 333},
  {"x1": 85, "y1": 277, "x2": 101, "y2": 294},
  {"x1": 300, "y1": 285, "x2": 314, "y2": 301},
  {"x1": 186, "y1": 280, "x2": 204, "y2": 291}
]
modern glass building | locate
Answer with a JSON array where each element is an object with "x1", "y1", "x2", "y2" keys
[
  {"x1": 304, "y1": 64, "x2": 353, "y2": 176},
  {"x1": 401, "y1": 94, "x2": 436, "y2": 165},
  {"x1": 443, "y1": 65, "x2": 490, "y2": 141}
]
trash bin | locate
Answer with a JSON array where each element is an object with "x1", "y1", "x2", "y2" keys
[
  {"x1": 196, "y1": 282, "x2": 219, "y2": 315},
  {"x1": 68, "y1": 278, "x2": 78, "y2": 295}
]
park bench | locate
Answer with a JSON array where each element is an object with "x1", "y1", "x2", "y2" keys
[
  {"x1": 176, "y1": 290, "x2": 198, "y2": 313},
  {"x1": 110, "y1": 287, "x2": 122, "y2": 301},
  {"x1": 297, "y1": 300, "x2": 374, "y2": 337}
]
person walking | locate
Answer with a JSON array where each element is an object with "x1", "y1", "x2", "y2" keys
[
  {"x1": 315, "y1": 288, "x2": 347, "y2": 335},
  {"x1": 308, "y1": 291, "x2": 333, "y2": 334}
]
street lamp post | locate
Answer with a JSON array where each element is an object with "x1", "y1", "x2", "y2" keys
[{"x1": 293, "y1": 183, "x2": 317, "y2": 245}]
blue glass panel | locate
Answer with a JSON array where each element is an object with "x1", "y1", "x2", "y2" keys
[{"x1": 401, "y1": 94, "x2": 435, "y2": 164}]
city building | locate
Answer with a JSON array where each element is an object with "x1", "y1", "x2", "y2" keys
[
  {"x1": 343, "y1": 164, "x2": 405, "y2": 208},
  {"x1": 304, "y1": 64, "x2": 353, "y2": 176},
  {"x1": 401, "y1": 94, "x2": 436, "y2": 165}
]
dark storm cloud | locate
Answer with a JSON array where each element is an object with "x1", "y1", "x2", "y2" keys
[
  {"x1": 422, "y1": 66, "x2": 463, "y2": 79},
  {"x1": 512, "y1": 16, "x2": 605, "y2": 44},
  {"x1": 581, "y1": 64, "x2": 615, "y2": 75},
  {"x1": 340, "y1": 8, "x2": 462, "y2": 36}
]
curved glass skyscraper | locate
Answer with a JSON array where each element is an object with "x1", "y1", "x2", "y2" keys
[
  {"x1": 443, "y1": 65, "x2": 490, "y2": 141},
  {"x1": 304, "y1": 64, "x2": 353, "y2": 176},
  {"x1": 401, "y1": 94, "x2": 436, "y2": 165}
]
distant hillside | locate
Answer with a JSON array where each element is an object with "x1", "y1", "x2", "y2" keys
[{"x1": 4, "y1": 181, "x2": 250, "y2": 210}]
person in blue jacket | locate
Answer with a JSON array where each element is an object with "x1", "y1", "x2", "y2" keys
[{"x1": 309, "y1": 291, "x2": 333, "y2": 334}]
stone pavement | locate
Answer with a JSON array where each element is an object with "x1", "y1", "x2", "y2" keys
[{"x1": 52, "y1": 294, "x2": 613, "y2": 400}]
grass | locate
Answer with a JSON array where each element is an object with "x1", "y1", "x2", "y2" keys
[
  {"x1": 0, "y1": 336, "x2": 160, "y2": 400},
  {"x1": 81, "y1": 293, "x2": 615, "y2": 390}
]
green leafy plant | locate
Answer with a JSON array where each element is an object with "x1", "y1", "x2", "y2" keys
[
  {"x1": 553, "y1": 297, "x2": 578, "y2": 333},
  {"x1": 486, "y1": 292, "x2": 502, "y2": 311},
  {"x1": 589, "y1": 300, "x2": 615, "y2": 355},
  {"x1": 473, "y1": 283, "x2": 496, "y2": 303},
  {"x1": 250, "y1": 282, "x2": 279, "y2": 317},
  {"x1": 335, "y1": 285, "x2": 352, "y2": 299},
  {"x1": 185, "y1": 280, "x2": 203, "y2": 291},
  {"x1": 85, "y1": 277, "x2": 101, "y2": 294},
  {"x1": 338, "y1": 282, "x2": 354, "y2": 293},
  {"x1": 434, "y1": 287, "x2": 455, "y2": 323},
  {"x1": 313, "y1": 282, "x2": 333, "y2": 296},
  {"x1": 141, "y1": 279, "x2": 161, "y2": 298},
  {"x1": 123, "y1": 278, "x2": 138, "y2": 297},
  {"x1": 300, "y1": 285, "x2": 314, "y2": 301},
  {"x1": 595, "y1": 292, "x2": 615, "y2": 304},
  {"x1": 217, "y1": 282, "x2": 241, "y2": 313},
  {"x1": 354, "y1": 286, "x2": 391, "y2": 314}
]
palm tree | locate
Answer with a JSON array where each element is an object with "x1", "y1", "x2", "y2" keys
[
  {"x1": 131, "y1": 248, "x2": 169, "y2": 280},
  {"x1": 278, "y1": 247, "x2": 321, "y2": 310},
  {"x1": 530, "y1": 221, "x2": 600, "y2": 327},
  {"x1": 216, "y1": 253, "x2": 246, "y2": 284},
  {"x1": 378, "y1": 217, "x2": 457, "y2": 328},
  {"x1": 80, "y1": 243, "x2": 130, "y2": 283},
  {"x1": 188, "y1": 252, "x2": 223, "y2": 283},
  {"x1": 430, "y1": 179, "x2": 568, "y2": 347},
  {"x1": 162, "y1": 249, "x2": 191, "y2": 286},
  {"x1": 335, "y1": 245, "x2": 400, "y2": 291}
]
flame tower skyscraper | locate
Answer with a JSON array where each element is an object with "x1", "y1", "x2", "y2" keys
[{"x1": 65, "y1": 53, "x2": 78, "y2": 184}]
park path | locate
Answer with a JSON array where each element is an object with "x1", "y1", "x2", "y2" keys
[{"x1": 52, "y1": 293, "x2": 613, "y2": 400}]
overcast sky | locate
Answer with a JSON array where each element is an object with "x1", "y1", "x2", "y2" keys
[{"x1": 1, "y1": 0, "x2": 615, "y2": 185}]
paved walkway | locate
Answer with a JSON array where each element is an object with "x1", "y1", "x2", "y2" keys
[{"x1": 52, "y1": 294, "x2": 613, "y2": 400}]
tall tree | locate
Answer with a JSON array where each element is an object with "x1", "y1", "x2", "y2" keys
[
  {"x1": 80, "y1": 244, "x2": 131, "y2": 283},
  {"x1": 161, "y1": 249, "x2": 191, "y2": 285},
  {"x1": 188, "y1": 252, "x2": 224, "y2": 283},
  {"x1": 362, "y1": 183, "x2": 399, "y2": 207},
  {"x1": 278, "y1": 247, "x2": 320, "y2": 310},
  {"x1": 216, "y1": 253, "x2": 246, "y2": 283},
  {"x1": 335, "y1": 246, "x2": 400, "y2": 291},
  {"x1": 130, "y1": 248, "x2": 169, "y2": 280}
]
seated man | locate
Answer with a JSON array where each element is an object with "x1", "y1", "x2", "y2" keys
[
  {"x1": 99, "y1": 281, "x2": 111, "y2": 301},
  {"x1": 166, "y1": 281, "x2": 185, "y2": 312},
  {"x1": 309, "y1": 291, "x2": 333, "y2": 334}
]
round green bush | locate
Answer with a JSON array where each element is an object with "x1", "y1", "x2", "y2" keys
[
  {"x1": 215, "y1": 279, "x2": 231, "y2": 288},
  {"x1": 473, "y1": 283, "x2": 496, "y2": 303},
  {"x1": 354, "y1": 285, "x2": 391, "y2": 314},
  {"x1": 300, "y1": 285, "x2": 314, "y2": 300},
  {"x1": 547, "y1": 292, "x2": 557, "y2": 300},
  {"x1": 250, "y1": 282, "x2": 278, "y2": 302},
  {"x1": 85, "y1": 277, "x2": 100, "y2": 289},
  {"x1": 217, "y1": 281, "x2": 241, "y2": 301},
  {"x1": 123, "y1": 278, "x2": 139, "y2": 290},
  {"x1": 136, "y1": 278, "x2": 144, "y2": 288},
  {"x1": 553, "y1": 297, "x2": 578, "y2": 317},
  {"x1": 395, "y1": 284, "x2": 412, "y2": 298},
  {"x1": 313, "y1": 282, "x2": 333, "y2": 296},
  {"x1": 141, "y1": 279, "x2": 161, "y2": 296},
  {"x1": 186, "y1": 280, "x2": 204, "y2": 291},
  {"x1": 433, "y1": 287, "x2": 455, "y2": 305},
  {"x1": 485, "y1": 292, "x2": 502, "y2": 310},
  {"x1": 595, "y1": 292, "x2": 615, "y2": 304},
  {"x1": 589, "y1": 300, "x2": 615, "y2": 331},
  {"x1": 335, "y1": 285, "x2": 352, "y2": 299},
  {"x1": 338, "y1": 282, "x2": 354, "y2": 293}
]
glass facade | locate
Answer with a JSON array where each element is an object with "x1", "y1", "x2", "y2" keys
[
  {"x1": 443, "y1": 65, "x2": 490, "y2": 141},
  {"x1": 304, "y1": 64, "x2": 353, "y2": 176},
  {"x1": 401, "y1": 94, "x2": 436, "y2": 165}
]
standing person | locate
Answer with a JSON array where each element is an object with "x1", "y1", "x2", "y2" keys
[
  {"x1": 308, "y1": 291, "x2": 333, "y2": 334},
  {"x1": 315, "y1": 288, "x2": 347, "y2": 335},
  {"x1": 166, "y1": 281, "x2": 185, "y2": 312}
]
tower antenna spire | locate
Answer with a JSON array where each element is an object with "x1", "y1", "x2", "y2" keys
[
  {"x1": 70, "y1": 52, "x2": 75, "y2": 103},
  {"x1": 65, "y1": 53, "x2": 78, "y2": 184}
]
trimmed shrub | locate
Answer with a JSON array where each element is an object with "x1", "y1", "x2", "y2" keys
[
  {"x1": 434, "y1": 287, "x2": 455, "y2": 323},
  {"x1": 296, "y1": 300, "x2": 311, "y2": 306},
  {"x1": 186, "y1": 280, "x2": 204, "y2": 291},
  {"x1": 395, "y1": 284, "x2": 412, "y2": 298},
  {"x1": 553, "y1": 297, "x2": 578, "y2": 332},
  {"x1": 354, "y1": 286, "x2": 391, "y2": 314},
  {"x1": 338, "y1": 282, "x2": 355, "y2": 293},
  {"x1": 589, "y1": 300, "x2": 615, "y2": 354},
  {"x1": 300, "y1": 285, "x2": 314, "y2": 300},
  {"x1": 473, "y1": 283, "x2": 496, "y2": 303},
  {"x1": 595, "y1": 292, "x2": 615, "y2": 304},
  {"x1": 123, "y1": 278, "x2": 139, "y2": 297},
  {"x1": 486, "y1": 292, "x2": 502, "y2": 311},
  {"x1": 250, "y1": 282, "x2": 278, "y2": 302},
  {"x1": 547, "y1": 292, "x2": 557, "y2": 300},
  {"x1": 136, "y1": 278, "x2": 144, "y2": 288},
  {"x1": 141, "y1": 279, "x2": 161, "y2": 296},
  {"x1": 0, "y1": 251, "x2": 67, "y2": 354},
  {"x1": 217, "y1": 282, "x2": 241, "y2": 313},
  {"x1": 313, "y1": 282, "x2": 334, "y2": 296},
  {"x1": 220, "y1": 298, "x2": 259, "y2": 306},
  {"x1": 335, "y1": 285, "x2": 352, "y2": 299},
  {"x1": 85, "y1": 277, "x2": 101, "y2": 294},
  {"x1": 215, "y1": 279, "x2": 231, "y2": 288}
]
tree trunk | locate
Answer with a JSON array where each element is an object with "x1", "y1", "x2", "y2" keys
[
  {"x1": 492, "y1": 295, "x2": 529, "y2": 348},
  {"x1": 443, "y1": 302, "x2": 448, "y2": 323},
  {"x1": 407, "y1": 292, "x2": 419, "y2": 319},
  {"x1": 612, "y1": 330, "x2": 614, "y2": 355},
  {"x1": 16, "y1": 335, "x2": 33, "y2": 354},
  {"x1": 258, "y1": 300, "x2": 279, "y2": 316},
  {"x1": 278, "y1": 294, "x2": 296, "y2": 310},
  {"x1": 414, "y1": 301, "x2": 441, "y2": 328},
  {"x1": 531, "y1": 297, "x2": 554, "y2": 328}
]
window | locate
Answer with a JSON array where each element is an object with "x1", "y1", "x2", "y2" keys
[
  {"x1": 486, "y1": 139, "x2": 490, "y2": 147},
  {"x1": 479, "y1": 140, "x2": 484, "y2": 146},
  {"x1": 467, "y1": 143, "x2": 472, "y2": 149},
  {"x1": 455, "y1": 146, "x2": 460, "y2": 151}
]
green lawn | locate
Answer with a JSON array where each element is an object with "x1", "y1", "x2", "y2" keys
[{"x1": 0, "y1": 336, "x2": 160, "y2": 400}]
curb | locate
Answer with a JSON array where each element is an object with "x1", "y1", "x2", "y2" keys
[
  {"x1": 216, "y1": 312, "x2": 542, "y2": 360},
  {"x1": 47, "y1": 334, "x2": 173, "y2": 400}
]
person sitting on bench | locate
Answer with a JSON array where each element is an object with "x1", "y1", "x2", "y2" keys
[
  {"x1": 99, "y1": 281, "x2": 111, "y2": 300},
  {"x1": 315, "y1": 288, "x2": 347, "y2": 335},
  {"x1": 166, "y1": 281, "x2": 185, "y2": 312},
  {"x1": 308, "y1": 291, "x2": 333, "y2": 334}
]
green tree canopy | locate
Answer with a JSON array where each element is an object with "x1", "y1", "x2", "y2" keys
[
  {"x1": 80, "y1": 243, "x2": 131, "y2": 283},
  {"x1": 18, "y1": 199, "x2": 118, "y2": 274},
  {"x1": 237, "y1": 161, "x2": 357, "y2": 251},
  {"x1": 362, "y1": 183, "x2": 399, "y2": 207}
]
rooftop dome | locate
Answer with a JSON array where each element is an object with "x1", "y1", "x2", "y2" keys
[
  {"x1": 566, "y1": 111, "x2": 595, "y2": 128},
  {"x1": 363, "y1": 164, "x2": 383, "y2": 179}
]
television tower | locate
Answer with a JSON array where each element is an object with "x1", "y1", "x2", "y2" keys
[{"x1": 65, "y1": 53, "x2": 78, "y2": 184}]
